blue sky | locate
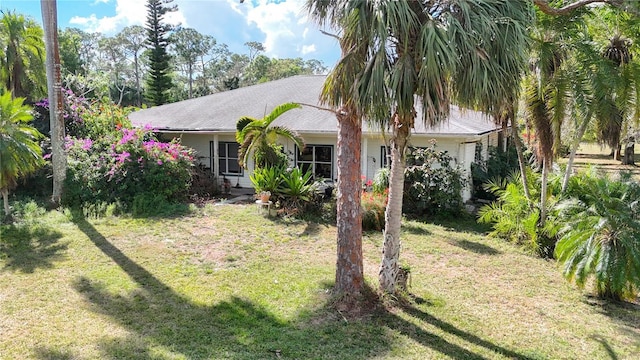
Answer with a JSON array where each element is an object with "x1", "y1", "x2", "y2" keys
[{"x1": 0, "y1": 0, "x2": 341, "y2": 66}]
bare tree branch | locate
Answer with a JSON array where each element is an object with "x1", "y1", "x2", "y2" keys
[
  {"x1": 296, "y1": 102, "x2": 338, "y2": 114},
  {"x1": 532, "y1": 0, "x2": 623, "y2": 16},
  {"x1": 320, "y1": 29, "x2": 341, "y2": 42}
]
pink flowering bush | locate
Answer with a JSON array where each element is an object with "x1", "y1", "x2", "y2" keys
[{"x1": 64, "y1": 124, "x2": 194, "y2": 212}]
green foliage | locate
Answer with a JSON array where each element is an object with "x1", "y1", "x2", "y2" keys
[
  {"x1": 471, "y1": 146, "x2": 521, "y2": 200},
  {"x1": 63, "y1": 124, "x2": 194, "y2": 215},
  {"x1": 279, "y1": 167, "x2": 314, "y2": 204},
  {"x1": 361, "y1": 190, "x2": 387, "y2": 231},
  {"x1": 372, "y1": 167, "x2": 389, "y2": 194},
  {"x1": 0, "y1": 11, "x2": 46, "y2": 101},
  {"x1": 403, "y1": 144, "x2": 466, "y2": 218},
  {"x1": 0, "y1": 91, "x2": 44, "y2": 192},
  {"x1": 250, "y1": 165, "x2": 284, "y2": 194},
  {"x1": 145, "y1": 0, "x2": 176, "y2": 105},
  {"x1": 555, "y1": 170, "x2": 640, "y2": 300},
  {"x1": 235, "y1": 102, "x2": 303, "y2": 168},
  {"x1": 478, "y1": 171, "x2": 559, "y2": 257}
]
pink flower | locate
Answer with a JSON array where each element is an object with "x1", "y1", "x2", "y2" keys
[
  {"x1": 157, "y1": 160, "x2": 163, "y2": 165},
  {"x1": 43, "y1": 153, "x2": 52, "y2": 159},
  {"x1": 116, "y1": 152, "x2": 130, "y2": 163},
  {"x1": 81, "y1": 138, "x2": 92, "y2": 150}
]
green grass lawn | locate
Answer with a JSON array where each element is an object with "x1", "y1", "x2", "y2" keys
[{"x1": 1, "y1": 201, "x2": 638, "y2": 359}]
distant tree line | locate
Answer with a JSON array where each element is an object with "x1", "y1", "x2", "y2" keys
[{"x1": 0, "y1": 4, "x2": 327, "y2": 108}]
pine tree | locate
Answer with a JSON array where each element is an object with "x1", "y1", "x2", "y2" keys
[{"x1": 144, "y1": 0, "x2": 175, "y2": 106}]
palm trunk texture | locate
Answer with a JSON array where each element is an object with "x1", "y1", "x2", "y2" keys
[
  {"x1": 379, "y1": 114, "x2": 409, "y2": 294},
  {"x1": 334, "y1": 107, "x2": 364, "y2": 296},
  {"x1": 41, "y1": 0, "x2": 66, "y2": 205}
]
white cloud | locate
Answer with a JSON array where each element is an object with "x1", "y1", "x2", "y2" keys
[
  {"x1": 244, "y1": 0, "x2": 308, "y2": 57},
  {"x1": 70, "y1": 0, "x2": 186, "y2": 34},
  {"x1": 301, "y1": 44, "x2": 316, "y2": 55}
]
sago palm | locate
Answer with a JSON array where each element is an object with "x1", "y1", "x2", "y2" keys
[
  {"x1": 0, "y1": 91, "x2": 44, "y2": 217},
  {"x1": 235, "y1": 102, "x2": 304, "y2": 168},
  {"x1": 555, "y1": 172, "x2": 640, "y2": 301}
]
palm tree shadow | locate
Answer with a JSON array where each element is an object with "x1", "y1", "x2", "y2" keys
[
  {"x1": 448, "y1": 239, "x2": 502, "y2": 255},
  {"x1": 67, "y1": 213, "x2": 538, "y2": 359},
  {"x1": 394, "y1": 303, "x2": 538, "y2": 360},
  {"x1": 69, "y1": 214, "x2": 394, "y2": 359},
  {"x1": 0, "y1": 223, "x2": 66, "y2": 273},
  {"x1": 584, "y1": 295, "x2": 640, "y2": 330}
]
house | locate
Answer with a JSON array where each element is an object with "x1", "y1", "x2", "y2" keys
[{"x1": 129, "y1": 75, "x2": 504, "y2": 201}]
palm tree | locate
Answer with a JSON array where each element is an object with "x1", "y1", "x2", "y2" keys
[
  {"x1": 0, "y1": 10, "x2": 46, "y2": 101},
  {"x1": 334, "y1": 1, "x2": 531, "y2": 293},
  {"x1": 556, "y1": 171, "x2": 640, "y2": 301},
  {"x1": 306, "y1": 0, "x2": 370, "y2": 297},
  {"x1": 0, "y1": 91, "x2": 44, "y2": 217},
  {"x1": 236, "y1": 102, "x2": 304, "y2": 168},
  {"x1": 41, "y1": 0, "x2": 66, "y2": 205}
]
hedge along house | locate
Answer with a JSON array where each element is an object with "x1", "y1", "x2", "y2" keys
[{"x1": 129, "y1": 75, "x2": 504, "y2": 201}]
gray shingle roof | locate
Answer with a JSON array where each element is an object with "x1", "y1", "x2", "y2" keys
[{"x1": 129, "y1": 75, "x2": 498, "y2": 136}]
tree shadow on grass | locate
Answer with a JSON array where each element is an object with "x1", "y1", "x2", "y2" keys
[
  {"x1": 60, "y1": 213, "x2": 540, "y2": 359},
  {"x1": 584, "y1": 295, "x2": 640, "y2": 330},
  {"x1": 395, "y1": 304, "x2": 539, "y2": 360},
  {"x1": 447, "y1": 239, "x2": 502, "y2": 256},
  {"x1": 402, "y1": 222, "x2": 432, "y2": 236},
  {"x1": 0, "y1": 224, "x2": 66, "y2": 273},
  {"x1": 428, "y1": 216, "x2": 492, "y2": 235}
]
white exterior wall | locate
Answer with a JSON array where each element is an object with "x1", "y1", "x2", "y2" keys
[{"x1": 163, "y1": 131, "x2": 493, "y2": 201}]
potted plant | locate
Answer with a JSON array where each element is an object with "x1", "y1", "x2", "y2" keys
[{"x1": 259, "y1": 191, "x2": 271, "y2": 203}]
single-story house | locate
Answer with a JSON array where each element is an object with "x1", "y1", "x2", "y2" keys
[{"x1": 129, "y1": 75, "x2": 505, "y2": 201}]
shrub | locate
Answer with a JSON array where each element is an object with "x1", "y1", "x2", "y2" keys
[
  {"x1": 278, "y1": 167, "x2": 315, "y2": 215},
  {"x1": 250, "y1": 165, "x2": 285, "y2": 194},
  {"x1": 555, "y1": 170, "x2": 640, "y2": 301},
  {"x1": 471, "y1": 145, "x2": 521, "y2": 200},
  {"x1": 362, "y1": 189, "x2": 388, "y2": 231},
  {"x1": 477, "y1": 170, "x2": 559, "y2": 257},
  {"x1": 64, "y1": 125, "x2": 194, "y2": 213},
  {"x1": 372, "y1": 167, "x2": 389, "y2": 194},
  {"x1": 403, "y1": 144, "x2": 466, "y2": 217}
]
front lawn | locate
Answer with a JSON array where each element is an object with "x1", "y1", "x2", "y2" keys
[{"x1": 1, "y1": 202, "x2": 638, "y2": 359}]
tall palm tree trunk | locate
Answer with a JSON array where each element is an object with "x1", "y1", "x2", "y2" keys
[
  {"x1": 2, "y1": 188, "x2": 9, "y2": 217},
  {"x1": 562, "y1": 117, "x2": 590, "y2": 192},
  {"x1": 379, "y1": 114, "x2": 409, "y2": 294},
  {"x1": 41, "y1": 0, "x2": 66, "y2": 205},
  {"x1": 334, "y1": 105, "x2": 364, "y2": 295},
  {"x1": 540, "y1": 157, "x2": 549, "y2": 228},
  {"x1": 511, "y1": 120, "x2": 532, "y2": 204}
]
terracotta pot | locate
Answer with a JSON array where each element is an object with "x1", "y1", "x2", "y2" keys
[{"x1": 260, "y1": 193, "x2": 271, "y2": 203}]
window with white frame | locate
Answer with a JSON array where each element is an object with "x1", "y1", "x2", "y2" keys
[
  {"x1": 296, "y1": 144, "x2": 333, "y2": 180},
  {"x1": 213, "y1": 141, "x2": 243, "y2": 176}
]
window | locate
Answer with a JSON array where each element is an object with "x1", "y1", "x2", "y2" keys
[
  {"x1": 380, "y1": 146, "x2": 391, "y2": 168},
  {"x1": 213, "y1": 141, "x2": 243, "y2": 175},
  {"x1": 474, "y1": 142, "x2": 483, "y2": 163},
  {"x1": 296, "y1": 145, "x2": 333, "y2": 180}
]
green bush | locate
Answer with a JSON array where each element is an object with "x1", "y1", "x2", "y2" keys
[
  {"x1": 250, "y1": 165, "x2": 285, "y2": 194},
  {"x1": 63, "y1": 124, "x2": 194, "y2": 214},
  {"x1": 362, "y1": 190, "x2": 387, "y2": 231},
  {"x1": 471, "y1": 146, "x2": 521, "y2": 200},
  {"x1": 555, "y1": 170, "x2": 640, "y2": 301},
  {"x1": 278, "y1": 167, "x2": 315, "y2": 215},
  {"x1": 403, "y1": 144, "x2": 466, "y2": 217},
  {"x1": 372, "y1": 167, "x2": 389, "y2": 194},
  {"x1": 478, "y1": 170, "x2": 559, "y2": 257}
]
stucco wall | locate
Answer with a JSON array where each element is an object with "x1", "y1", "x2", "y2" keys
[{"x1": 162, "y1": 131, "x2": 492, "y2": 200}]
